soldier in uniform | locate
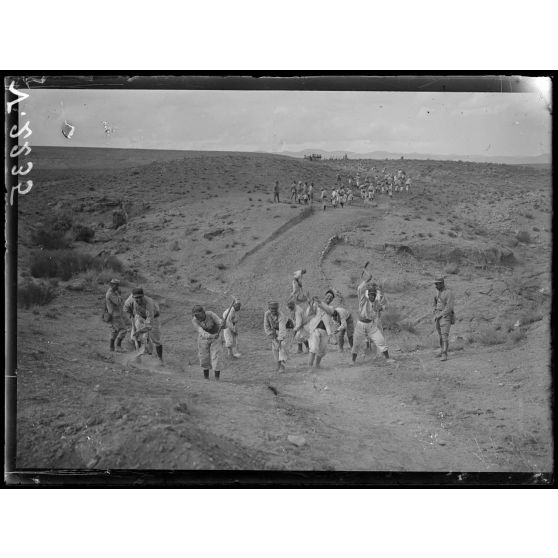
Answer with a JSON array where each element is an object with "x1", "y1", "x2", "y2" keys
[
  {"x1": 105, "y1": 278, "x2": 128, "y2": 352},
  {"x1": 433, "y1": 277, "x2": 455, "y2": 361}
]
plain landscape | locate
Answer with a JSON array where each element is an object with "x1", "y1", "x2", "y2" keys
[{"x1": 15, "y1": 146, "x2": 553, "y2": 472}]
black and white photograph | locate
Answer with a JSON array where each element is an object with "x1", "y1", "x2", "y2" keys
[{"x1": 5, "y1": 75, "x2": 553, "y2": 483}]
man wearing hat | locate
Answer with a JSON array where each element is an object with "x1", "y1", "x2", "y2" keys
[
  {"x1": 263, "y1": 301, "x2": 289, "y2": 372},
  {"x1": 433, "y1": 277, "x2": 455, "y2": 361},
  {"x1": 105, "y1": 278, "x2": 128, "y2": 352},
  {"x1": 192, "y1": 305, "x2": 223, "y2": 380},
  {"x1": 124, "y1": 287, "x2": 163, "y2": 361},
  {"x1": 223, "y1": 300, "x2": 242, "y2": 359},
  {"x1": 351, "y1": 270, "x2": 394, "y2": 364}
]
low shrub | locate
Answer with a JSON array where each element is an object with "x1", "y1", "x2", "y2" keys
[
  {"x1": 519, "y1": 307, "x2": 543, "y2": 326},
  {"x1": 30, "y1": 250, "x2": 124, "y2": 281},
  {"x1": 73, "y1": 224, "x2": 95, "y2": 243},
  {"x1": 474, "y1": 325, "x2": 505, "y2": 346},
  {"x1": 30, "y1": 227, "x2": 72, "y2": 249},
  {"x1": 399, "y1": 320, "x2": 417, "y2": 334},
  {"x1": 381, "y1": 308, "x2": 403, "y2": 332},
  {"x1": 18, "y1": 281, "x2": 57, "y2": 308},
  {"x1": 516, "y1": 230, "x2": 531, "y2": 243},
  {"x1": 444, "y1": 262, "x2": 459, "y2": 275},
  {"x1": 379, "y1": 277, "x2": 413, "y2": 293},
  {"x1": 510, "y1": 328, "x2": 527, "y2": 344}
]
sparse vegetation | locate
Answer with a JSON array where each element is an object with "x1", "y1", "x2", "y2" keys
[
  {"x1": 380, "y1": 308, "x2": 403, "y2": 332},
  {"x1": 30, "y1": 227, "x2": 72, "y2": 250},
  {"x1": 510, "y1": 328, "x2": 527, "y2": 344},
  {"x1": 444, "y1": 262, "x2": 459, "y2": 275},
  {"x1": 30, "y1": 250, "x2": 124, "y2": 281},
  {"x1": 516, "y1": 230, "x2": 531, "y2": 243},
  {"x1": 379, "y1": 276, "x2": 413, "y2": 293},
  {"x1": 18, "y1": 281, "x2": 58, "y2": 308},
  {"x1": 73, "y1": 224, "x2": 95, "y2": 243},
  {"x1": 473, "y1": 325, "x2": 505, "y2": 346}
]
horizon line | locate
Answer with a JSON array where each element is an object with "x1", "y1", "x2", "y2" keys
[{"x1": 31, "y1": 145, "x2": 550, "y2": 160}]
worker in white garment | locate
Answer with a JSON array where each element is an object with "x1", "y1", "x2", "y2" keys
[
  {"x1": 351, "y1": 270, "x2": 395, "y2": 364},
  {"x1": 306, "y1": 294, "x2": 334, "y2": 369},
  {"x1": 192, "y1": 305, "x2": 223, "y2": 380},
  {"x1": 313, "y1": 289, "x2": 354, "y2": 352},
  {"x1": 287, "y1": 300, "x2": 310, "y2": 353},
  {"x1": 263, "y1": 301, "x2": 289, "y2": 372},
  {"x1": 222, "y1": 300, "x2": 242, "y2": 359}
]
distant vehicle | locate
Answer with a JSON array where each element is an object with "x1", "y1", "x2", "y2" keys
[{"x1": 304, "y1": 153, "x2": 322, "y2": 161}]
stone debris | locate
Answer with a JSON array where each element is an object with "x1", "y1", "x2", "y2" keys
[{"x1": 287, "y1": 435, "x2": 306, "y2": 447}]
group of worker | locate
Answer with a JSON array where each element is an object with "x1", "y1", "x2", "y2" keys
[
  {"x1": 287, "y1": 180, "x2": 315, "y2": 204},
  {"x1": 274, "y1": 169, "x2": 413, "y2": 211},
  {"x1": 104, "y1": 266, "x2": 455, "y2": 381}
]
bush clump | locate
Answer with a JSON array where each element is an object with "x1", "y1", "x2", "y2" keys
[
  {"x1": 380, "y1": 308, "x2": 403, "y2": 332},
  {"x1": 473, "y1": 325, "x2": 505, "y2": 346},
  {"x1": 30, "y1": 227, "x2": 72, "y2": 250},
  {"x1": 18, "y1": 281, "x2": 57, "y2": 308},
  {"x1": 516, "y1": 230, "x2": 531, "y2": 243},
  {"x1": 30, "y1": 250, "x2": 123, "y2": 281},
  {"x1": 73, "y1": 224, "x2": 95, "y2": 243}
]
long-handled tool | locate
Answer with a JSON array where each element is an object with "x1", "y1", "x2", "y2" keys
[
  {"x1": 360, "y1": 261, "x2": 370, "y2": 279},
  {"x1": 219, "y1": 297, "x2": 237, "y2": 333}
]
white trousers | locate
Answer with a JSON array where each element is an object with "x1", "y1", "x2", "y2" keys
[
  {"x1": 352, "y1": 320, "x2": 388, "y2": 354},
  {"x1": 271, "y1": 338, "x2": 289, "y2": 362}
]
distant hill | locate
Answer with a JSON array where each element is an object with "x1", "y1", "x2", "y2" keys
[{"x1": 277, "y1": 149, "x2": 551, "y2": 166}]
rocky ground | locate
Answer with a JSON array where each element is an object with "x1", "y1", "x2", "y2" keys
[{"x1": 14, "y1": 147, "x2": 553, "y2": 473}]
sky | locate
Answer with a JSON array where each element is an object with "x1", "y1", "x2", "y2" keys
[{"x1": 21, "y1": 87, "x2": 551, "y2": 157}]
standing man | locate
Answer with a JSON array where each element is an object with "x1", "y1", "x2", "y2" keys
[
  {"x1": 192, "y1": 305, "x2": 223, "y2": 379},
  {"x1": 263, "y1": 301, "x2": 289, "y2": 372},
  {"x1": 433, "y1": 277, "x2": 455, "y2": 361},
  {"x1": 223, "y1": 300, "x2": 242, "y2": 359},
  {"x1": 309, "y1": 182, "x2": 315, "y2": 203},
  {"x1": 105, "y1": 278, "x2": 128, "y2": 352},
  {"x1": 290, "y1": 180, "x2": 297, "y2": 201},
  {"x1": 124, "y1": 287, "x2": 163, "y2": 362},
  {"x1": 351, "y1": 270, "x2": 394, "y2": 364},
  {"x1": 273, "y1": 180, "x2": 280, "y2": 203},
  {"x1": 306, "y1": 293, "x2": 334, "y2": 369},
  {"x1": 321, "y1": 187, "x2": 328, "y2": 211},
  {"x1": 287, "y1": 300, "x2": 310, "y2": 353}
]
